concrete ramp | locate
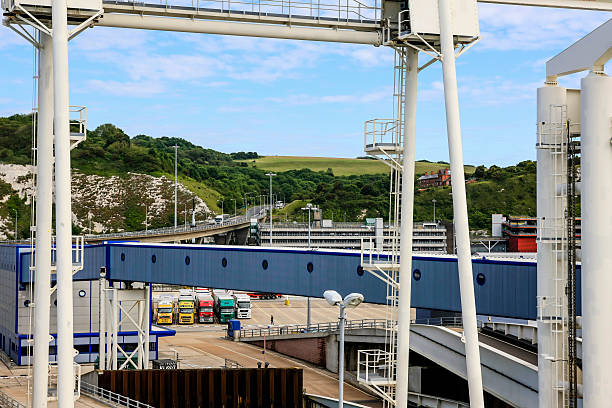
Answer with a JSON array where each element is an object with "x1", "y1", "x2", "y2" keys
[{"x1": 410, "y1": 325, "x2": 538, "y2": 408}]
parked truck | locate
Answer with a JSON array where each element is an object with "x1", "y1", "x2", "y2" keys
[
  {"x1": 212, "y1": 289, "x2": 235, "y2": 323},
  {"x1": 156, "y1": 295, "x2": 174, "y2": 325},
  {"x1": 178, "y1": 289, "x2": 196, "y2": 325},
  {"x1": 234, "y1": 294, "x2": 252, "y2": 319},
  {"x1": 197, "y1": 293, "x2": 215, "y2": 323}
]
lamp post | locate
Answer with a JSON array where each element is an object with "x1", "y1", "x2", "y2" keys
[
  {"x1": 229, "y1": 198, "x2": 236, "y2": 217},
  {"x1": 219, "y1": 199, "x2": 224, "y2": 222},
  {"x1": 301, "y1": 203, "x2": 319, "y2": 248},
  {"x1": 432, "y1": 199, "x2": 437, "y2": 222},
  {"x1": 13, "y1": 209, "x2": 17, "y2": 240},
  {"x1": 173, "y1": 144, "x2": 178, "y2": 230},
  {"x1": 245, "y1": 192, "x2": 254, "y2": 218},
  {"x1": 323, "y1": 290, "x2": 364, "y2": 408},
  {"x1": 266, "y1": 173, "x2": 276, "y2": 246}
]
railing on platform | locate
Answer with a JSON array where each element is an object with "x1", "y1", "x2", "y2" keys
[
  {"x1": 103, "y1": 0, "x2": 381, "y2": 23},
  {"x1": 239, "y1": 318, "x2": 389, "y2": 338},
  {"x1": 81, "y1": 381, "x2": 155, "y2": 408},
  {"x1": 0, "y1": 389, "x2": 26, "y2": 408}
]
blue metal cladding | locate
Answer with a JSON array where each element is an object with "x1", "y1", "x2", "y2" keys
[{"x1": 12, "y1": 243, "x2": 584, "y2": 320}]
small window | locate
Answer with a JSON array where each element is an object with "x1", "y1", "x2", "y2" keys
[
  {"x1": 78, "y1": 290, "x2": 86, "y2": 298},
  {"x1": 151, "y1": 254, "x2": 157, "y2": 264},
  {"x1": 307, "y1": 262, "x2": 314, "y2": 273},
  {"x1": 413, "y1": 269, "x2": 421, "y2": 281},
  {"x1": 222, "y1": 258, "x2": 227, "y2": 268},
  {"x1": 185, "y1": 256, "x2": 190, "y2": 266},
  {"x1": 262, "y1": 260, "x2": 269, "y2": 270},
  {"x1": 476, "y1": 273, "x2": 486, "y2": 286},
  {"x1": 356, "y1": 265, "x2": 364, "y2": 276},
  {"x1": 120, "y1": 253, "x2": 125, "y2": 262}
]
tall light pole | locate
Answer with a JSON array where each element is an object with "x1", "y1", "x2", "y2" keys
[
  {"x1": 266, "y1": 173, "x2": 276, "y2": 246},
  {"x1": 145, "y1": 205, "x2": 148, "y2": 232},
  {"x1": 323, "y1": 290, "x2": 364, "y2": 408},
  {"x1": 432, "y1": 199, "x2": 437, "y2": 222},
  {"x1": 174, "y1": 144, "x2": 178, "y2": 230},
  {"x1": 229, "y1": 198, "x2": 236, "y2": 217},
  {"x1": 301, "y1": 203, "x2": 319, "y2": 248},
  {"x1": 13, "y1": 209, "x2": 17, "y2": 240}
]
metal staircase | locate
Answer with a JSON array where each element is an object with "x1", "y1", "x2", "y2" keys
[{"x1": 357, "y1": 47, "x2": 409, "y2": 407}]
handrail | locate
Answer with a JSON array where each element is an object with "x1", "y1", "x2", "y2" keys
[
  {"x1": 0, "y1": 389, "x2": 26, "y2": 408},
  {"x1": 81, "y1": 381, "x2": 155, "y2": 408},
  {"x1": 239, "y1": 318, "x2": 389, "y2": 338}
]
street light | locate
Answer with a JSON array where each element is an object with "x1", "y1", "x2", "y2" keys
[
  {"x1": 229, "y1": 198, "x2": 236, "y2": 217},
  {"x1": 13, "y1": 209, "x2": 17, "y2": 240},
  {"x1": 323, "y1": 290, "x2": 364, "y2": 408},
  {"x1": 266, "y1": 172, "x2": 276, "y2": 246},
  {"x1": 301, "y1": 203, "x2": 319, "y2": 248},
  {"x1": 432, "y1": 199, "x2": 437, "y2": 222}
]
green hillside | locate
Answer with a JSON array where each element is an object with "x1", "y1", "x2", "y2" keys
[
  {"x1": 0, "y1": 113, "x2": 536, "y2": 233},
  {"x1": 239, "y1": 155, "x2": 475, "y2": 176}
]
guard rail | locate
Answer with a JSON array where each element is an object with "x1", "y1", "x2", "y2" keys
[
  {"x1": 0, "y1": 389, "x2": 26, "y2": 408},
  {"x1": 81, "y1": 381, "x2": 154, "y2": 408},
  {"x1": 239, "y1": 318, "x2": 389, "y2": 338}
]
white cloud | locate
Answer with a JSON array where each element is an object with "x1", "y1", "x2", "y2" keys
[
  {"x1": 264, "y1": 87, "x2": 391, "y2": 105},
  {"x1": 85, "y1": 79, "x2": 166, "y2": 97},
  {"x1": 477, "y1": 4, "x2": 610, "y2": 51}
]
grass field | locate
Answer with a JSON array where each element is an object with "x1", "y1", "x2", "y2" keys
[{"x1": 238, "y1": 156, "x2": 474, "y2": 176}]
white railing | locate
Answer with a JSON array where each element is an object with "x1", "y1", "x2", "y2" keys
[
  {"x1": 364, "y1": 118, "x2": 401, "y2": 152},
  {"x1": 357, "y1": 349, "x2": 394, "y2": 385},
  {"x1": 104, "y1": 0, "x2": 381, "y2": 22},
  {"x1": 47, "y1": 362, "x2": 81, "y2": 401},
  {"x1": 239, "y1": 318, "x2": 388, "y2": 338},
  {"x1": 69, "y1": 106, "x2": 87, "y2": 136},
  {"x1": 0, "y1": 389, "x2": 26, "y2": 408},
  {"x1": 81, "y1": 382, "x2": 154, "y2": 408}
]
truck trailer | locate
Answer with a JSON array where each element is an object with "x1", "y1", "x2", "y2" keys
[
  {"x1": 178, "y1": 289, "x2": 196, "y2": 325},
  {"x1": 156, "y1": 295, "x2": 174, "y2": 325},
  {"x1": 234, "y1": 294, "x2": 252, "y2": 319},
  {"x1": 197, "y1": 293, "x2": 215, "y2": 323},
  {"x1": 212, "y1": 289, "x2": 235, "y2": 323}
]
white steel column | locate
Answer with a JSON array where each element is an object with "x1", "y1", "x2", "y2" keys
[
  {"x1": 581, "y1": 70, "x2": 612, "y2": 408},
  {"x1": 32, "y1": 32, "x2": 53, "y2": 408},
  {"x1": 395, "y1": 47, "x2": 418, "y2": 408},
  {"x1": 536, "y1": 81, "x2": 566, "y2": 408},
  {"x1": 438, "y1": 0, "x2": 484, "y2": 405},
  {"x1": 98, "y1": 273, "x2": 106, "y2": 371},
  {"x1": 52, "y1": 0, "x2": 75, "y2": 401},
  {"x1": 144, "y1": 284, "x2": 150, "y2": 367}
]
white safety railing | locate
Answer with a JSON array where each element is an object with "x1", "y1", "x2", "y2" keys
[
  {"x1": 104, "y1": 0, "x2": 381, "y2": 23},
  {"x1": 364, "y1": 118, "x2": 401, "y2": 153},
  {"x1": 0, "y1": 389, "x2": 26, "y2": 408},
  {"x1": 47, "y1": 362, "x2": 81, "y2": 401},
  {"x1": 69, "y1": 106, "x2": 87, "y2": 136},
  {"x1": 239, "y1": 318, "x2": 388, "y2": 338},
  {"x1": 357, "y1": 349, "x2": 394, "y2": 386},
  {"x1": 81, "y1": 382, "x2": 155, "y2": 408}
]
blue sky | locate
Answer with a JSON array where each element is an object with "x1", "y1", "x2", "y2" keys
[{"x1": 0, "y1": 5, "x2": 609, "y2": 166}]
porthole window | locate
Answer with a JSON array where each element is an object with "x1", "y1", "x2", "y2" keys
[
  {"x1": 476, "y1": 273, "x2": 486, "y2": 286},
  {"x1": 24, "y1": 300, "x2": 30, "y2": 307},
  {"x1": 262, "y1": 260, "x2": 269, "y2": 270},
  {"x1": 307, "y1": 262, "x2": 314, "y2": 273},
  {"x1": 78, "y1": 290, "x2": 86, "y2": 298},
  {"x1": 357, "y1": 265, "x2": 364, "y2": 276},
  {"x1": 120, "y1": 253, "x2": 125, "y2": 262},
  {"x1": 151, "y1": 254, "x2": 157, "y2": 264},
  {"x1": 53, "y1": 299, "x2": 57, "y2": 306},
  {"x1": 222, "y1": 257, "x2": 227, "y2": 268},
  {"x1": 413, "y1": 269, "x2": 421, "y2": 281},
  {"x1": 185, "y1": 256, "x2": 191, "y2": 265}
]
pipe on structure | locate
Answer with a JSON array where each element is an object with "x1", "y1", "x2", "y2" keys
[
  {"x1": 581, "y1": 70, "x2": 612, "y2": 408},
  {"x1": 32, "y1": 32, "x2": 53, "y2": 408},
  {"x1": 96, "y1": 14, "x2": 381, "y2": 45},
  {"x1": 98, "y1": 273, "x2": 106, "y2": 371},
  {"x1": 437, "y1": 0, "x2": 484, "y2": 405},
  {"x1": 52, "y1": 0, "x2": 75, "y2": 402},
  {"x1": 395, "y1": 47, "x2": 418, "y2": 408},
  {"x1": 536, "y1": 81, "x2": 566, "y2": 408}
]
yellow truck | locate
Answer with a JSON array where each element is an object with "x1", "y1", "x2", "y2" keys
[
  {"x1": 156, "y1": 296, "x2": 174, "y2": 325},
  {"x1": 178, "y1": 289, "x2": 196, "y2": 325}
]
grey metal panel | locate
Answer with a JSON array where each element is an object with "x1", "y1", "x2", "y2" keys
[{"x1": 19, "y1": 244, "x2": 107, "y2": 282}]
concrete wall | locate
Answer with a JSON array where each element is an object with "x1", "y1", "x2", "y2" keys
[{"x1": 253, "y1": 337, "x2": 327, "y2": 366}]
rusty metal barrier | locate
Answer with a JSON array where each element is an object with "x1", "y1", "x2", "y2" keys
[{"x1": 98, "y1": 367, "x2": 303, "y2": 407}]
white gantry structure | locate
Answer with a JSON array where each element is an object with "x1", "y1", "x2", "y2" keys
[
  {"x1": 0, "y1": 0, "x2": 611, "y2": 406},
  {"x1": 537, "y1": 18, "x2": 612, "y2": 408}
]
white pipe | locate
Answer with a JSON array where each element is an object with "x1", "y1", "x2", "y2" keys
[
  {"x1": 32, "y1": 32, "x2": 53, "y2": 408},
  {"x1": 338, "y1": 304, "x2": 345, "y2": 408},
  {"x1": 536, "y1": 82, "x2": 566, "y2": 408},
  {"x1": 98, "y1": 274, "x2": 105, "y2": 371},
  {"x1": 395, "y1": 47, "x2": 418, "y2": 408},
  {"x1": 581, "y1": 70, "x2": 612, "y2": 408},
  {"x1": 144, "y1": 284, "x2": 150, "y2": 368},
  {"x1": 112, "y1": 290, "x2": 118, "y2": 370},
  {"x1": 437, "y1": 0, "x2": 484, "y2": 405},
  {"x1": 96, "y1": 14, "x2": 381, "y2": 45},
  {"x1": 52, "y1": 0, "x2": 75, "y2": 402}
]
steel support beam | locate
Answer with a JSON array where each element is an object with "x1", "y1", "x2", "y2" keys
[
  {"x1": 395, "y1": 47, "x2": 418, "y2": 408},
  {"x1": 438, "y1": 0, "x2": 484, "y2": 405},
  {"x1": 96, "y1": 14, "x2": 381, "y2": 45},
  {"x1": 32, "y1": 31, "x2": 53, "y2": 408}
]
